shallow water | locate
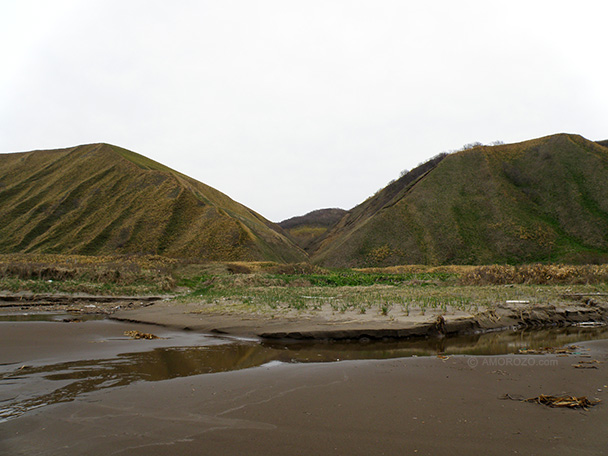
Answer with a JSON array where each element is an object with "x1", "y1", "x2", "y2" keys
[
  {"x1": 0, "y1": 312, "x2": 105, "y2": 322},
  {"x1": 1, "y1": 315, "x2": 607, "y2": 422}
]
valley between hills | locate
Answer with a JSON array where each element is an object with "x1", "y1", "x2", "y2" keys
[
  {"x1": 2, "y1": 133, "x2": 608, "y2": 267},
  {"x1": 2, "y1": 136, "x2": 608, "y2": 455}
]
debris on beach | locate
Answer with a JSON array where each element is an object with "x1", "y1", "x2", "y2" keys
[
  {"x1": 524, "y1": 395, "x2": 600, "y2": 410},
  {"x1": 572, "y1": 360, "x2": 602, "y2": 369},
  {"x1": 124, "y1": 330, "x2": 159, "y2": 340},
  {"x1": 491, "y1": 370, "x2": 509, "y2": 376},
  {"x1": 518, "y1": 345, "x2": 582, "y2": 355},
  {"x1": 435, "y1": 315, "x2": 446, "y2": 334},
  {"x1": 500, "y1": 393, "x2": 601, "y2": 409}
]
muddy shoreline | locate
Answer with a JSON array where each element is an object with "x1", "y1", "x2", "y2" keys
[
  {"x1": 112, "y1": 298, "x2": 608, "y2": 341},
  {"x1": 2, "y1": 292, "x2": 607, "y2": 341},
  {"x1": 1, "y1": 297, "x2": 608, "y2": 455},
  {"x1": 0, "y1": 292, "x2": 168, "y2": 315}
]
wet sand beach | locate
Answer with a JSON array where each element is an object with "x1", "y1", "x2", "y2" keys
[{"x1": 1, "y1": 317, "x2": 607, "y2": 455}]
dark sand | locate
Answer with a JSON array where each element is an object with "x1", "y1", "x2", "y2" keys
[{"x1": 1, "y1": 318, "x2": 607, "y2": 455}]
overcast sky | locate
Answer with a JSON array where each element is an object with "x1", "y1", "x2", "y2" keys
[{"x1": 1, "y1": 1, "x2": 607, "y2": 222}]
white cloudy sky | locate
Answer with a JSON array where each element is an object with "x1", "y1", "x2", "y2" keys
[{"x1": 1, "y1": 1, "x2": 607, "y2": 222}]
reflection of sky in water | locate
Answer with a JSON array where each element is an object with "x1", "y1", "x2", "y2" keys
[{"x1": 1, "y1": 325, "x2": 607, "y2": 422}]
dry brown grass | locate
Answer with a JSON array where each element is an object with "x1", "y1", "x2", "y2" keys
[
  {"x1": 356, "y1": 265, "x2": 477, "y2": 275},
  {"x1": 460, "y1": 264, "x2": 608, "y2": 285},
  {"x1": 355, "y1": 263, "x2": 608, "y2": 285},
  {"x1": 0, "y1": 254, "x2": 177, "y2": 290}
]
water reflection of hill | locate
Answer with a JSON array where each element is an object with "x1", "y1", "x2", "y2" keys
[{"x1": 263, "y1": 325, "x2": 608, "y2": 360}]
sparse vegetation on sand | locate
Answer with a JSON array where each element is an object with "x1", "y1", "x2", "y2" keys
[
  {"x1": 172, "y1": 262, "x2": 608, "y2": 319},
  {"x1": 176, "y1": 271, "x2": 607, "y2": 319},
  {"x1": 2, "y1": 256, "x2": 607, "y2": 320}
]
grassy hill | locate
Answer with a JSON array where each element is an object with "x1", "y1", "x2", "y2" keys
[
  {"x1": 279, "y1": 208, "x2": 346, "y2": 252},
  {"x1": 0, "y1": 143, "x2": 306, "y2": 262},
  {"x1": 313, "y1": 134, "x2": 608, "y2": 267}
]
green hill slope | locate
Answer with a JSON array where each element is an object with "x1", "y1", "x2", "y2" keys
[
  {"x1": 0, "y1": 143, "x2": 306, "y2": 262},
  {"x1": 313, "y1": 134, "x2": 608, "y2": 267}
]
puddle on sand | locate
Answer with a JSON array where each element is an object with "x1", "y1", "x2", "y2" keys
[
  {"x1": 0, "y1": 313, "x2": 105, "y2": 322},
  {"x1": 0, "y1": 322, "x2": 607, "y2": 422}
]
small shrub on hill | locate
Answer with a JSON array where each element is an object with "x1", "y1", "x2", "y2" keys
[{"x1": 226, "y1": 263, "x2": 253, "y2": 274}]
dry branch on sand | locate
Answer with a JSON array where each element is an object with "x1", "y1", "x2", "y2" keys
[
  {"x1": 524, "y1": 395, "x2": 600, "y2": 410},
  {"x1": 501, "y1": 393, "x2": 601, "y2": 410}
]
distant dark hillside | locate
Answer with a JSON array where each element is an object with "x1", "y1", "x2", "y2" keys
[
  {"x1": 279, "y1": 208, "x2": 346, "y2": 252},
  {"x1": 596, "y1": 139, "x2": 608, "y2": 148},
  {"x1": 280, "y1": 208, "x2": 346, "y2": 229},
  {"x1": 0, "y1": 143, "x2": 306, "y2": 262},
  {"x1": 313, "y1": 134, "x2": 608, "y2": 267}
]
